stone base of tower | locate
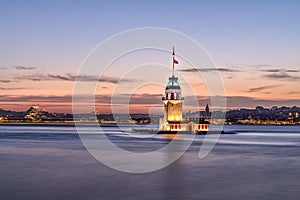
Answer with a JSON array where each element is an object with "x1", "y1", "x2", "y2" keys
[
  {"x1": 132, "y1": 128, "x2": 232, "y2": 135},
  {"x1": 132, "y1": 123, "x2": 235, "y2": 134},
  {"x1": 159, "y1": 118, "x2": 210, "y2": 134}
]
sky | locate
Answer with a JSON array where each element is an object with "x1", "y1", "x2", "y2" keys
[{"x1": 0, "y1": 0, "x2": 300, "y2": 113}]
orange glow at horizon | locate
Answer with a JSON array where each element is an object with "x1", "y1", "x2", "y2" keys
[{"x1": 1, "y1": 49, "x2": 299, "y2": 113}]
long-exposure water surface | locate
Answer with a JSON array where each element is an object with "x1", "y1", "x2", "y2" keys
[{"x1": 0, "y1": 124, "x2": 299, "y2": 200}]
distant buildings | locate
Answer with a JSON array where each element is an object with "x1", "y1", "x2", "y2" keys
[
  {"x1": 226, "y1": 106, "x2": 300, "y2": 125},
  {"x1": 24, "y1": 106, "x2": 46, "y2": 121},
  {"x1": 0, "y1": 106, "x2": 73, "y2": 122},
  {"x1": 0, "y1": 105, "x2": 299, "y2": 125}
]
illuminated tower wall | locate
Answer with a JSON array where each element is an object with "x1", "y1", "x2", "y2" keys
[{"x1": 162, "y1": 76, "x2": 184, "y2": 122}]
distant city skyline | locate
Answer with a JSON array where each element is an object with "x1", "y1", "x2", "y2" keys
[
  {"x1": 1, "y1": 105, "x2": 299, "y2": 125},
  {"x1": 0, "y1": 0, "x2": 299, "y2": 113}
]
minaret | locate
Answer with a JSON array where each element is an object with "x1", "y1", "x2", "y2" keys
[
  {"x1": 205, "y1": 104, "x2": 210, "y2": 119},
  {"x1": 161, "y1": 47, "x2": 184, "y2": 130}
]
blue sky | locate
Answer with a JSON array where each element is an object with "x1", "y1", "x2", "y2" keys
[
  {"x1": 1, "y1": 0, "x2": 300, "y2": 67},
  {"x1": 0, "y1": 0, "x2": 299, "y2": 112}
]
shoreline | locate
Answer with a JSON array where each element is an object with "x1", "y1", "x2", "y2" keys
[{"x1": 0, "y1": 122, "x2": 299, "y2": 126}]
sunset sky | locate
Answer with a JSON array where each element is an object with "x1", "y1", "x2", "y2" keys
[{"x1": 1, "y1": 0, "x2": 299, "y2": 113}]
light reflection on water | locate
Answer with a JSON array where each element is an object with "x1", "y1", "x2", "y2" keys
[
  {"x1": 0, "y1": 124, "x2": 300, "y2": 200},
  {"x1": 1, "y1": 124, "x2": 300, "y2": 147}
]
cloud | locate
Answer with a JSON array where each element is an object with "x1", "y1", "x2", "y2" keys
[
  {"x1": 17, "y1": 74, "x2": 45, "y2": 81},
  {"x1": 0, "y1": 87, "x2": 28, "y2": 90},
  {"x1": 17, "y1": 73, "x2": 72, "y2": 82},
  {"x1": 13, "y1": 66, "x2": 36, "y2": 70},
  {"x1": 286, "y1": 69, "x2": 300, "y2": 73},
  {"x1": 261, "y1": 69, "x2": 282, "y2": 73},
  {"x1": 245, "y1": 85, "x2": 278, "y2": 93},
  {"x1": 181, "y1": 95, "x2": 300, "y2": 109},
  {"x1": 47, "y1": 74, "x2": 73, "y2": 81},
  {"x1": 224, "y1": 76, "x2": 234, "y2": 79},
  {"x1": 258, "y1": 66, "x2": 300, "y2": 81},
  {"x1": 181, "y1": 82, "x2": 204, "y2": 86},
  {"x1": 225, "y1": 96, "x2": 300, "y2": 108},
  {"x1": 113, "y1": 93, "x2": 163, "y2": 105},
  {"x1": 179, "y1": 68, "x2": 240, "y2": 73},
  {"x1": 261, "y1": 69, "x2": 300, "y2": 73},
  {"x1": 226, "y1": 64, "x2": 271, "y2": 69},
  {"x1": 17, "y1": 73, "x2": 136, "y2": 84},
  {"x1": 0, "y1": 80, "x2": 12, "y2": 83},
  {"x1": 287, "y1": 91, "x2": 300, "y2": 95},
  {"x1": 74, "y1": 75, "x2": 134, "y2": 84},
  {"x1": 0, "y1": 94, "x2": 73, "y2": 103},
  {"x1": 73, "y1": 75, "x2": 135, "y2": 84},
  {"x1": 264, "y1": 72, "x2": 299, "y2": 81},
  {"x1": 0, "y1": 94, "x2": 98, "y2": 104},
  {"x1": 0, "y1": 93, "x2": 163, "y2": 105},
  {"x1": 227, "y1": 64, "x2": 300, "y2": 75},
  {"x1": 0, "y1": 67, "x2": 7, "y2": 70}
]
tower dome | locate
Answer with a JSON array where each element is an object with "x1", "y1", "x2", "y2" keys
[{"x1": 163, "y1": 76, "x2": 183, "y2": 100}]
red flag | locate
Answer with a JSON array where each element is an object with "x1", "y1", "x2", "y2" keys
[{"x1": 173, "y1": 58, "x2": 178, "y2": 64}]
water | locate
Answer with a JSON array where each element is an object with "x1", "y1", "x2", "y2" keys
[{"x1": 0, "y1": 124, "x2": 299, "y2": 200}]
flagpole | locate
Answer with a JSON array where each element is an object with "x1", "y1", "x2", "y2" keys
[{"x1": 172, "y1": 46, "x2": 175, "y2": 77}]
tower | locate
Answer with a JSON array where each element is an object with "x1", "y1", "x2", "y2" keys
[
  {"x1": 160, "y1": 47, "x2": 184, "y2": 130},
  {"x1": 158, "y1": 47, "x2": 209, "y2": 134}
]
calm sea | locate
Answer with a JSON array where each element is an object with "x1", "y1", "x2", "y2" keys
[{"x1": 0, "y1": 124, "x2": 299, "y2": 200}]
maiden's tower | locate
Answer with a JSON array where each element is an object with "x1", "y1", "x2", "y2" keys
[{"x1": 159, "y1": 47, "x2": 209, "y2": 134}]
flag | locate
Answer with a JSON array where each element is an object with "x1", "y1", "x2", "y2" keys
[{"x1": 173, "y1": 58, "x2": 178, "y2": 64}]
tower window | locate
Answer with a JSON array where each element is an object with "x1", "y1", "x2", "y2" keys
[{"x1": 171, "y1": 93, "x2": 174, "y2": 99}]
